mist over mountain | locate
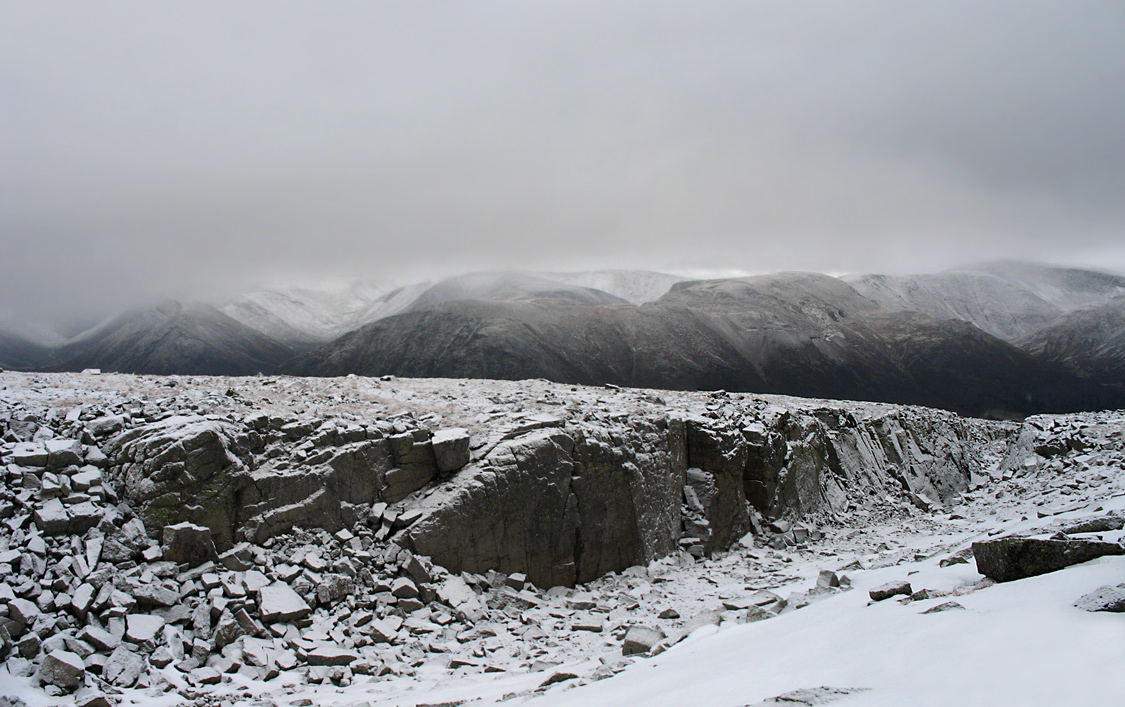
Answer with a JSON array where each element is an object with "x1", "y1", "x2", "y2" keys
[
  {"x1": 50, "y1": 301, "x2": 293, "y2": 376},
  {"x1": 1017, "y1": 296, "x2": 1125, "y2": 390},
  {"x1": 4, "y1": 263, "x2": 1125, "y2": 418},
  {"x1": 0, "y1": 327, "x2": 59, "y2": 372},
  {"x1": 286, "y1": 267, "x2": 1125, "y2": 418}
]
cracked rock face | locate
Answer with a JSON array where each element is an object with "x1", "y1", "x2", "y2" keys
[
  {"x1": 0, "y1": 371, "x2": 1122, "y2": 706},
  {"x1": 17, "y1": 374, "x2": 1007, "y2": 591}
]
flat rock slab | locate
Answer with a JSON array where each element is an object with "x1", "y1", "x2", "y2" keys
[
  {"x1": 973, "y1": 537, "x2": 1125, "y2": 582},
  {"x1": 869, "y1": 581, "x2": 912, "y2": 602},
  {"x1": 306, "y1": 644, "x2": 358, "y2": 666},
  {"x1": 1075, "y1": 585, "x2": 1125, "y2": 613},
  {"x1": 622, "y1": 626, "x2": 666, "y2": 655},
  {"x1": 125, "y1": 613, "x2": 166, "y2": 644},
  {"x1": 257, "y1": 582, "x2": 312, "y2": 623}
]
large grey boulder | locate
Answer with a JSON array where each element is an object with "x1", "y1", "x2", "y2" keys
[
  {"x1": 973, "y1": 537, "x2": 1125, "y2": 582},
  {"x1": 124, "y1": 613, "x2": 165, "y2": 644},
  {"x1": 11, "y1": 442, "x2": 48, "y2": 467},
  {"x1": 869, "y1": 580, "x2": 913, "y2": 602},
  {"x1": 402, "y1": 417, "x2": 687, "y2": 587},
  {"x1": 86, "y1": 415, "x2": 126, "y2": 438},
  {"x1": 306, "y1": 644, "x2": 357, "y2": 666}
]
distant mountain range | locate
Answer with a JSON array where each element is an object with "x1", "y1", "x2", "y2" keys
[{"x1": 3, "y1": 262, "x2": 1124, "y2": 418}]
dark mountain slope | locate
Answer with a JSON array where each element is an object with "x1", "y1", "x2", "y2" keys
[
  {"x1": 288, "y1": 299, "x2": 769, "y2": 393},
  {"x1": 0, "y1": 329, "x2": 58, "y2": 371},
  {"x1": 54, "y1": 301, "x2": 293, "y2": 376},
  {"x1": 1017, "y1": 297, "x2": 1125, "y2": 390},
  {"x1": 288, "y1": 272, "x2": 1125, "y2": 417}
]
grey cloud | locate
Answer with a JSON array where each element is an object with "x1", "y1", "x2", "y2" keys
[{"x1": 2, "y1": 1, "x2": 1123, "y2": 325}]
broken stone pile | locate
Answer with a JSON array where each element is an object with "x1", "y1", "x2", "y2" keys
[{"x1": 1, "y1": 372, "x2": 1120, "y2": 705}]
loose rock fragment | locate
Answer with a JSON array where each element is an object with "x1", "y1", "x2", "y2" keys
[
  {"x1": 869, "y1": 581, "x2": 912, "y2": 602},
  {"x1": 622, "y1": 626, "x2": 666, "y2": 655},
  {"x1": 1074, "y1": 585, "x2": 1125, "y2": 613}
]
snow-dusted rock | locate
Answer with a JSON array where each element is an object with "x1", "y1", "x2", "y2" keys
[
  {"x1": 162, "y1": 521, "x2": 218, "y2": 567},
  {"x1": 1075, "y1": 585, "x2": 1125, "y2": 613},
  {"x1": 973, "y1": 537, "x2": 1125, "y2": 582},
  {"x1": 622, "y1": 626, "x2": 666, "y2": 655},
  {"x1": 37, "y1": 650, "x2": 85, "y2": 690},
  {"x1": 257, "y1": 582, "x2": 312, "y2": 623}
]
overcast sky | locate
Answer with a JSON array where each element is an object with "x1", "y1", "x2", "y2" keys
[{"x1": 3, "y1": 1, "x2": 1124, "y2": 324}]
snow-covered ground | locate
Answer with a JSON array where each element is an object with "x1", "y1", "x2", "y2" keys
[{"x1": 1, "y1": 373, "x2": 1122, "y2": 707}]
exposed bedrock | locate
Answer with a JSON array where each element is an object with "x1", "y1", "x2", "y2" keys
[{"x1": 103, "y1": 392, "x2": 1012, "y2": 587}]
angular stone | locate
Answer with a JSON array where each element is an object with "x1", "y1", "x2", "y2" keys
[
  {"x1": 1075, "y1": 585, "x2": 1125, "y2": 613},
  {"x1": 125, "y1": 614, "x2": 166, "y2": 644},
  {"x1": 9, "y1": 597, "x2": 42, "y2": 626},
  {"x1": 571, "y1": 617, "x2": 605, "y2": 632},
  {"x1": 190, "y1": 666, "x2": 222, "y2": 685},
  {"x1": 869, "y1": 581, "x2": 913, "y2": 602},
  {"x1": 306, "y1": 644, "x2": 357, "y2": 666},
  {"x1": 86, "y1": 415, "x2": 126, "y2": 438},
  {"x1": 37, "y1": 649, "x2": 85, "y2": 691},
  {"x1": 218, "y1": 543, "x2": 254, "y2": 571},
  {"x1": 70, "y1": 468, "x2": 103, "y2": 492},
  {"x1": 367, "y1": 618, "x2": 400, "y2": 644},
  {"x1": 213, "y1": 609, "x2": 245, "y2": 649},
  {"x1": 128, "y1": 581, "x2": 179, "y2": 607},
  {"x1": 391, "y1": 577, "x2": 419, "y2": 599},
  {"x1": 973, "y1": 537, "x2": 1125, "y2": 582},
  {"x1": 622, "y1": 626, "x2": 665, "y2": 655},
  {"x1": 66, "y1": 502, "x2": 103, "y2": 534},
  {"x1": 432, "y1": 428, "x2": 471, "y2": 473},
  {"x1": 70, "y1": 583, "x2": 96, "y2": 617},
  {"x1": 104, "y1": 644, "x2": 144, "y2": 687},
  {"x1": 18, "y1": 633, "x2": 41, "y2": 658},
  {"x1": 78, "y1": 625, "x2": 120, "y2": 653},
  {"x1": 45, "y1": 439, "x2": 84, "y2": 469},
  {"x1": 316, "y1": 574, "x2": 353, "y2": 606},
  {"x1": 73, "y1": 687, "x2": 112, "y2": 707},
  {"x1": 12, "y1": 442, "x2": 49, "y2": 467},
  {"x1": 402, "y1": 554, "x2": 432, "y2": 585},
  {"x1": 257, "y1": 582, "x2": 312, "y2": 623},
  {"x1": 33, "y1": 498, "x2": 70, "y2": 535},
  {"x1": 162, "y1": 522, "x2": 218, "y2": 567},
  {"x1": 242, "y1": 569, "x2": 270, "y2": 594}
]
